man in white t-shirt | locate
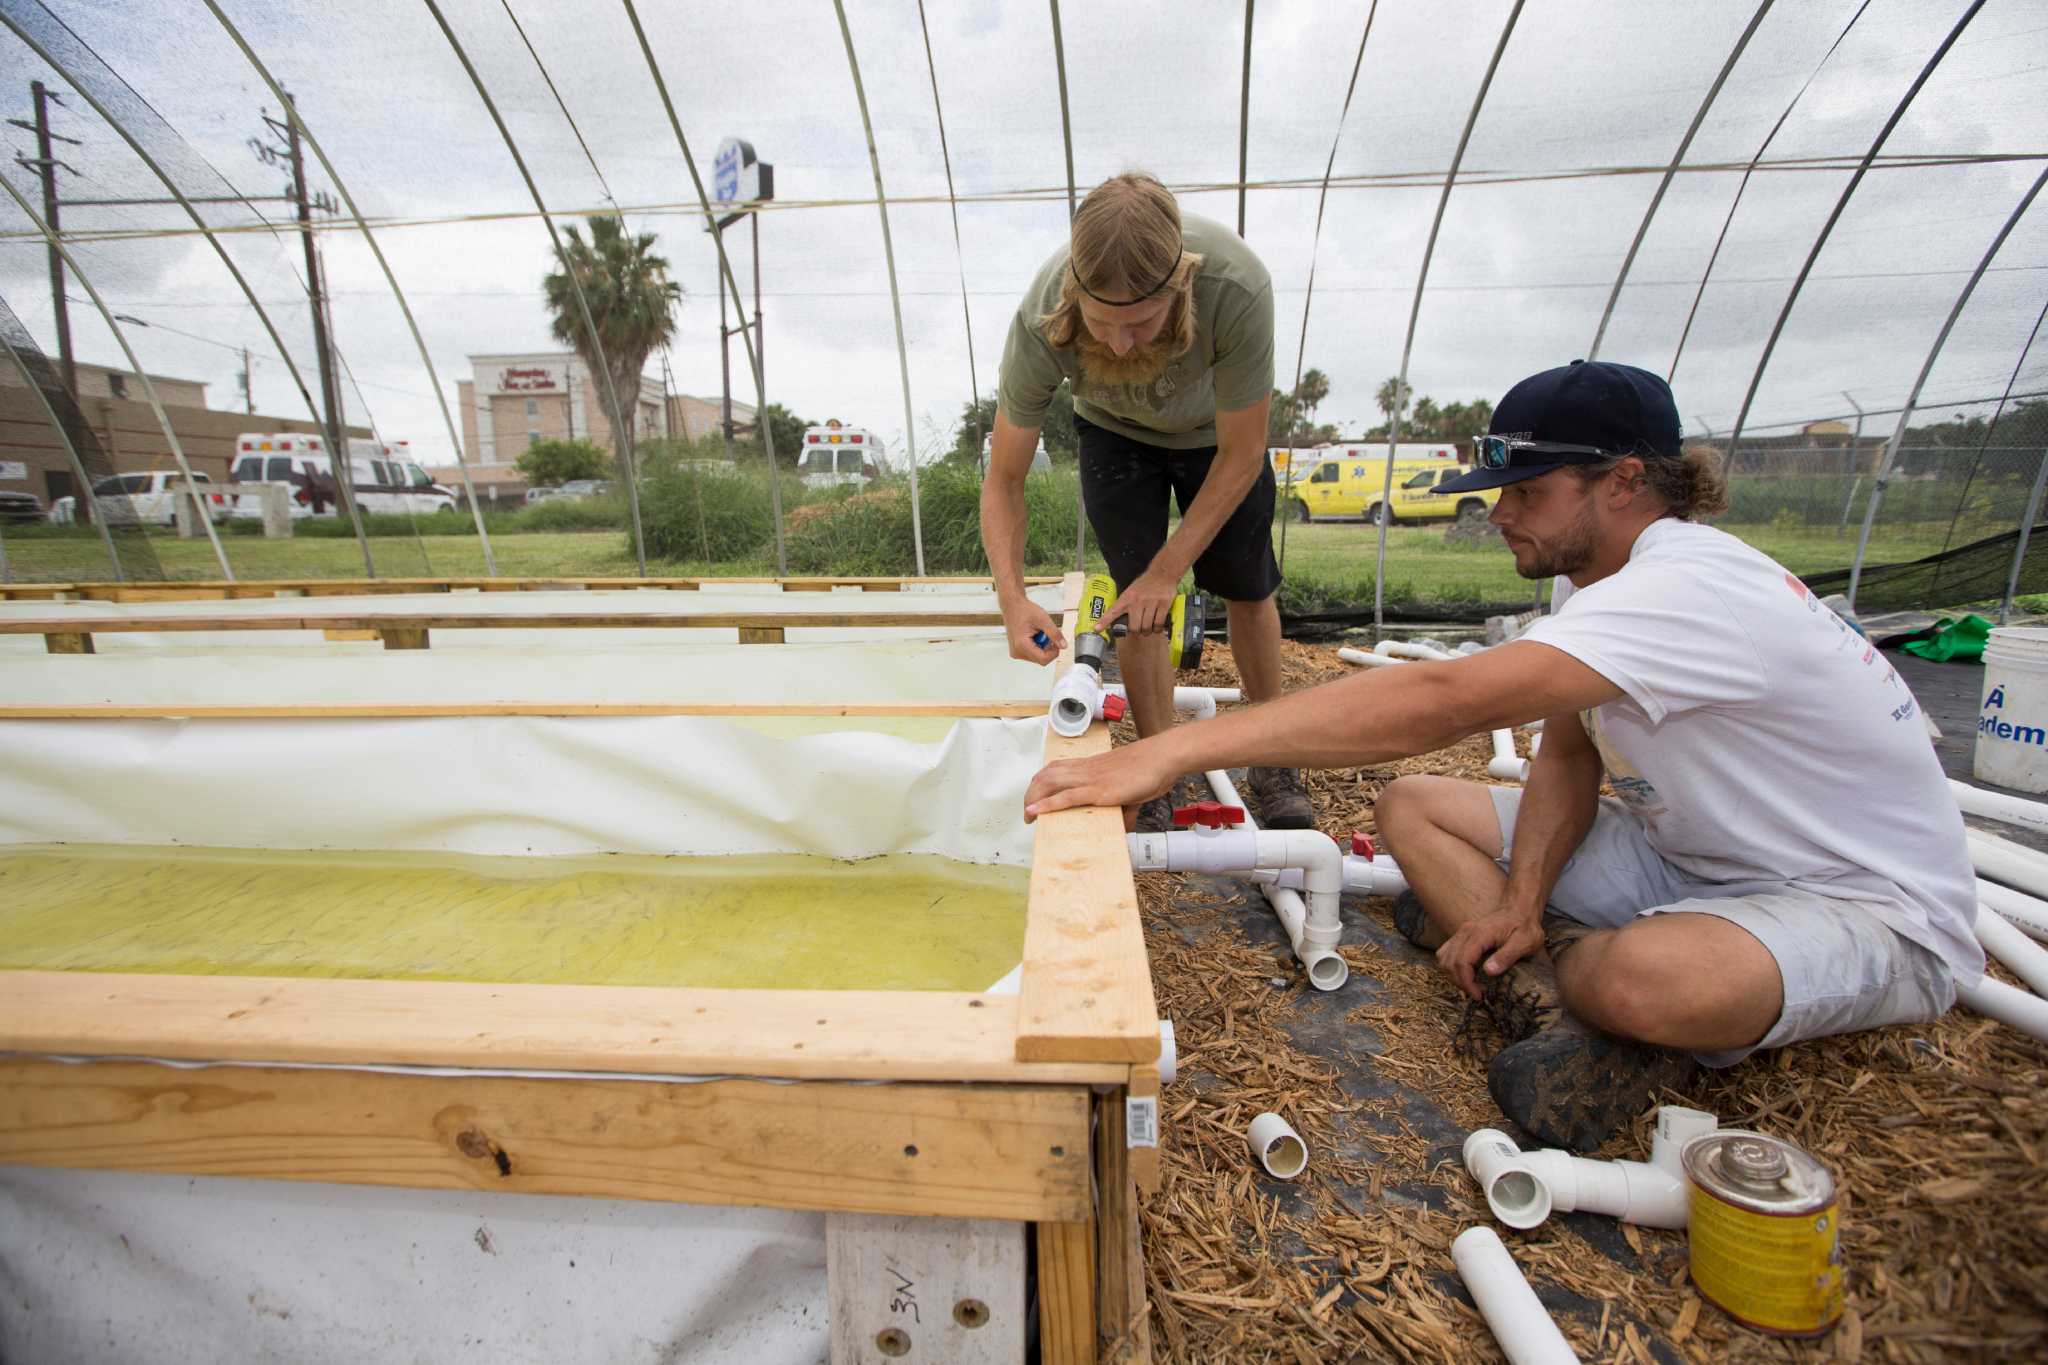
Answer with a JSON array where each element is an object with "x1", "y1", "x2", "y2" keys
[{"x1": 1022, "y1": 360, "x2": 1980, "y2": 1151}]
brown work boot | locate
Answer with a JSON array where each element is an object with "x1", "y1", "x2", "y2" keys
[
  {"x1": 1247, "y1": 766, "x2": 1314, "y2": 829},
  {"x1": 1391, "y1": 891, "x2": 1444, "y2": 950},
  {"x1": 1487, "y1": 1015, "x2": 1699, "y2": 1153},
  {"x1": 1135, "y1": 774, "x2": 1211, "y2": 834},
  {"x1": 1482, "y1": 912, "x2": 1696, "y2": 1152}
]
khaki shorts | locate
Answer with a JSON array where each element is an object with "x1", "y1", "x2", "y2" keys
[{"x1": 1489, "y1": 788, "x2": 1956, "y2": 1068}]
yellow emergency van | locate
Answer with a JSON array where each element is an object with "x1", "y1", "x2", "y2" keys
[{"x1": 1282, "y1": 453, "x2": 1498, "y2": 525}]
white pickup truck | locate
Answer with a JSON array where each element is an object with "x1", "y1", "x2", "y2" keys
[{"x1": 49, "y1": 470, "x2": 231, "y2": 526}]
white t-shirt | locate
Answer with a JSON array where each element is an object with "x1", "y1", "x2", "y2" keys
[{"x1": 1527, "y1": 518, "x2": 1982, "y2": 982}]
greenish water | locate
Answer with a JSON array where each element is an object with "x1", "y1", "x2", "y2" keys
[{"x1": 0, "y1": 844, "x2": 1027, "y2": 992}]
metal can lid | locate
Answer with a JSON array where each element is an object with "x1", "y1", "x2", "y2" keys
[
  {"x1": 1683, "y1": 1129, "x2": 1835, "y2": 1213},
  {"x1": 1719, "y1": 1137, "x2": 1791, "y2": 1193}
]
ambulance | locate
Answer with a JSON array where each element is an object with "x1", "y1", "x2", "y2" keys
[
  {"x1": 1278, "y1": 443, "x2": 1495, "y2": 525},
  {"x1": 229, "y1": 433, "x2": 458, "y2": 519},
  {"x1": 797, "y1": 419, "x2": 881, "y2": 490}
]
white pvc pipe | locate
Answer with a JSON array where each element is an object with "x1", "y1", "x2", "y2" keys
[
  {"x1": 1489, "y1": 729, "x2": 1529, "y2": 783},
  {"x1": 1958, "y1": 972, "x2": 2048, "y2": 1044},
  {"x1": 1208, "y1": 768, "x2": 1350, "y2": 991},
  {"x1": 1158, "y1": 1020, "x2": 1178, "y2": 1085},
  {"x1": 1979, "y1": 880, "x2": 2048, "y2": 943},
  {"x1": 1452, "y1": 1228, "x2": 1582, "y2": 1365},
  {"x1": 1375, "y1": 638, "x2": 1456, "y2": 661},
  {"x1": 1968, "y1": 831, "x2": 2048, "y2": 901},
  {"x1": 1337, "y1": 646, "x2": 1404, "y2": 669},
  {"x1": 1519, "y1": 1151, "x2": 1688, "y2": 1230},
  {"x1": 1976, "y1": 907, "x2": 2048, "y2": 997},
  {"x1": 1953, "y1": 779, "x2": 2048, "y2": 837},
  {"x1": 1105, "y1": 683, "x2": 1241, "y2": 710},
  {"x1": 1252, "y1": 853, "x2": 1409, "y2": 898},
  {"x1": 1463, "y1": 1129, "x2": 1552, "y2": 1230},
  {"x1": 1247, "y1": 1111, "x2": 1308, "y2": 1179}
]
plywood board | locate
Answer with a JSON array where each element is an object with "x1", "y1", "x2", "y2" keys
[
  {"x1": 0, "y1": 1057, "x2": 1090, "y2": 1223},
  {"x1": 827, "y1": 1214, "x2": 1027, "y2": 1362}
]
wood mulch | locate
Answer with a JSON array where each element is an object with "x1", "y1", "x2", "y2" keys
[{"x1": 1121, "y1": 639, "x2": 2048, "y2": 1363}]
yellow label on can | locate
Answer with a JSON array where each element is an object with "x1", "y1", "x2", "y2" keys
[
  {"x1": 1167, "y1": 592, "x2": 1187, "y2": 668},
  {"x1": 1687, "y1": 1185, "x2": 1844, "y2": 1336}
]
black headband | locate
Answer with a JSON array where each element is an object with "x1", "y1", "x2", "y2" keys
[{"x1": 1069, "y1": 244, "x2": 1184, "y2": 306}]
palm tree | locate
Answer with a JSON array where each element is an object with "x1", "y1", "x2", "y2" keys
[
  {"x1": 1375, "y1": 374, "x2": 1411, "y2": 423},
  {"x1": 1295, "y1": 368, "x2": 1331, "y2": 433},
  {"x1": 543, "y1": 216, "x2": 681, "y2": 573}
]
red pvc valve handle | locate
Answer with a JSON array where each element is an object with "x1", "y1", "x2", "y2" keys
[
  {"x1": 1170, "y1": 801, "x2": 1245, "y2": 829},
  {"x1": 1350, "y1": 831, "x2": 1375, "y2": 858},
  {"x1": 1101, "y1": 693, "x2": 1128, "y2": 722}
]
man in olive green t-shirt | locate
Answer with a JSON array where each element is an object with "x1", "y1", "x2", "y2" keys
[{"x1": 979, "y1": 171, "x2": 1311, "y2": 830}]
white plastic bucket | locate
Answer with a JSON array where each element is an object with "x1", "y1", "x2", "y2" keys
[{"x1": 1977, "y1": 627, "x2": 2048, "y2": 792}]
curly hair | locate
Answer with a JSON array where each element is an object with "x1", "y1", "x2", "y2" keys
[{"x1": 1572, "y1": 443, "x2": 1729, "y2": 520}]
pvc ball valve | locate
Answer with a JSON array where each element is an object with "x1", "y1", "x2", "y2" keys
[
  {"x1": 1350, "y1": 832, "x2": 1375, "y2": 858},
  {"x1": 1100, "y1": 693, "x2": 1128, "y2": 722}
]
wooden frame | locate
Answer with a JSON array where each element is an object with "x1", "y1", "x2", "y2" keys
[{"x1": 0, "y1": 572, "x2": 1156, "y2": 1363}]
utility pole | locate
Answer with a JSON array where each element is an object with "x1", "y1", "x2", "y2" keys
[
  {"x1": 11, "y1": 81, "x2": 80, "y2": 399},
  {"x1": 251, "y1": 91, "x2": 367, "y2": 568},
  {"x1": 240, "y1": 347, "x2": 254, "y2": 414}
]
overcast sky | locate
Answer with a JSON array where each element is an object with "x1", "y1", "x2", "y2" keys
[{"x1": 1, "y1": 0, "x2": 2044, "y2": 465}]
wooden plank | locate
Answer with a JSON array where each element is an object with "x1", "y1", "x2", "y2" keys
[
  {"x1": 0, "y1": 971, "x2": 1127, "y2": 1084},
  {"x1": 1014, "y1": 600, "x2": 1158, "y2": 1065},
  {"x1": 378, "y1": 626, "x2": 431, "y2": 650},
  {"x1": 1095, "y1": 1091, "x2": 1152, "y2": 1364},
  {"x1": 42, "y1": 631, "x2": 93, "y2": 655},
  {"x1": 1126, "y1": 1067, "x2": 1162, "y2": 1196},
  {"x1": 37, "y1": 575, "x2": 1064, "y2": 600},
  {"x1": 0, "y1": 700, "x2": 1045, "y2": 721},
  {"x1": 737, "y1": 625, "x2": 786, "y2": 644},
  {"x1": 1035, "y1": 1220, "x2": 1095, "y2": 1365},
  {"x1": 0, "y1": 1057, "x2": 1090, "y2": 1224},
  {"x1": 827, "y1": 1214, "x2": 1028, "y2": 1362},
  {"x1": 321, "y1": 628, "x2": 381, "y2": 641},
  {"x1": 0, "y1": 611, "x2": 1008, "y2": 634}
]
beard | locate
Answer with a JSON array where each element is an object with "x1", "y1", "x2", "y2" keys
[
  {"x1": 1511, "y1": 500, "x2": 1599, "y2": 579},
  {"x1": 1076, "y1": 330, "x2": 1185, "y2": 386}
]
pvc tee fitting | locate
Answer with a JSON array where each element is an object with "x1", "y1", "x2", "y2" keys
[
  {"x1": 1048, "y1": 664, "x2": 1123, "y2": 737},
  {"x1": 1247, "y1": 1112, "x2": 1308, "y2": 1179},
  {"x1": 1464, "y1": 1107, "x2": 1717, "y2": 1232}
]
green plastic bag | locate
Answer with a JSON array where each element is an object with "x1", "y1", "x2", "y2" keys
[{"x1": 1902, "y1": 613, "x2": 1992, "y2": 663}]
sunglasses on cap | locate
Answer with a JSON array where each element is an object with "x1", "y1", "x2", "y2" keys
[{"x1": 1470, "y1": 434, "x2": 1615, "y2": 470}]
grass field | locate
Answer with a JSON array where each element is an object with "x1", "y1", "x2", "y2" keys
[{"x1": 1, "y1": 516, "x2": 1964, "y2": 615}]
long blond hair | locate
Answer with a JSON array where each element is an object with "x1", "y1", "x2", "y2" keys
[{"x1": 1040, "y1": 171, "x2": 1202, "y2": 352}]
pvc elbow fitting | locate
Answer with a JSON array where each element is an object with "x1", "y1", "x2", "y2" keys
[
  {"x1": 1463, "y1": 1129, "x2": 1552, "y2": 1230},
  {"x1": 1489, "y1": 730, "x2": 1529, "y2": 782},
  {"x1": 1519, "y1": 1151, "x2": 1687, "y2": 1230}
]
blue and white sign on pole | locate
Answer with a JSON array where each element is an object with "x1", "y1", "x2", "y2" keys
[{"x1": 713, "y1": 138, "x2": 771, "y2": 205}]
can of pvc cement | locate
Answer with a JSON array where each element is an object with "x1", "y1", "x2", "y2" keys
[{"x1": 1682, "y1": 1131, "x2": 1844, "y2": 1336}]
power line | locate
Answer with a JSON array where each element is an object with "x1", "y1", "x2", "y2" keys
[{"x1": 8, "y1": 150, "x2": 2041, "y2": 246}]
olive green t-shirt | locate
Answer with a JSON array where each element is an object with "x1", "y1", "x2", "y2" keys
[{"x1": 997, "y1": 213, "x2": 1274, "y2": 450}]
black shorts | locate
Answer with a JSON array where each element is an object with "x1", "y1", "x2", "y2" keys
[{"x1": 1076, "y1": 416, "x2": 1282, "y2": 602}]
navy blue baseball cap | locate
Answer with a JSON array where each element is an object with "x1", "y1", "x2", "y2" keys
[{"x1": 1437, "y1": 360, "x2": 1683, "y2": 494}]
